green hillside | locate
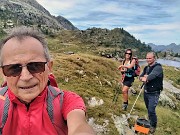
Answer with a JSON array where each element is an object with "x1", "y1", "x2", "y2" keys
[
  {"x1": 47, "y1": 36, "x2": 180, "y2": 134},
  {"x1": 0, "y1": 1, "x2": 179, "y2": 134},
  {"x1": 0, "y1": 29, "x2": 179, "y2": 134},
  {"x1": 0, "y1": 32, "x2": 179, "y2": 135},
  {"x1": 46, "y1": 28, "x2": 152, "y2": 59}
]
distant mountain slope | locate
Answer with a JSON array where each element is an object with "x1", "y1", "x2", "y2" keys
[
  {"x1": 56, "y1": 16, "x2": 78, "y2": 30},
  {"x1": 48, "y1": 28, "x2": 152, "y2": 58},
  {"x1": 0, "y1": 0, "x2": 77, "y2": 31},
  {"x1": 0, "y1": 0, "x2": 152, "y2": 58},
  {"x1": 75, "y1": 27, "x2": 152, "y2": 57},
  {"x1": 148, "y1": 43, "x2": 180, "y2": 53}
]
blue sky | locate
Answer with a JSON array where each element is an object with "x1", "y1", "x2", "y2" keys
[{"x1": 36, "y1": 0, "x2": 180, "y2": 45}]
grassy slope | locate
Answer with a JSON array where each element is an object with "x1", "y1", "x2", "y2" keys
[
  {"x1": 50, "y1": 49, "x2": 180, "y2": 134},
  {"x1": 0, "y1": 35, "x2": 179, "y2": 134}
]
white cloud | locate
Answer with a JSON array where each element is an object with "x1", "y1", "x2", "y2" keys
[
  {"x1": 36, "y1": 0, "x2": 180, "y2": 45},
  {"x1": 125, "y1": 22, "x2": 180, "y2": 32},
  {"x1": 126, "y1": 23, "x2": 180, "y2": 45}
]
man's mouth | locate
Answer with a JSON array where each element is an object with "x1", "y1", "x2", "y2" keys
[{"x1": 20, "y1": 84, "x2": 37, "y2": 89}]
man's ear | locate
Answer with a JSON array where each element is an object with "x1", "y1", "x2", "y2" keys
[
  {"x1": 0, "y1": 68, "x2": 2, "y2": 75},
  {"x1": 0, "y1": 68, "x2": 5, "y2": 78},
  {"x1": 0, "y1": 68, "x2": 6, "y2": 84},
  {"x1": 47, "y1": 61, "x2": 53, "y2": 72}
]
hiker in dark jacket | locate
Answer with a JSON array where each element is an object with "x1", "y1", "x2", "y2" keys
[{"x1": 139, "y1": 52, "x2": 163, "y2": 134}]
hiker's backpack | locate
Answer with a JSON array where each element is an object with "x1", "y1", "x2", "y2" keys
[
  {"x1": 0, "y1": 85, "x2": 64, "y2": 135},
  {"x1": 132, "y1": 57, "x2": 141, "y2": 77},
  {"x1": 122, "y1": 57, "x2": 141, "y2": 77},
  {"x1": 134, "y1": 118, "x2": 151, "y2": 134}
]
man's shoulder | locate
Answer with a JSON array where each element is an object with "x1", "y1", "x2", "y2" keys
[
  {"x1": 63, "y1": 90, "x2": 82, "y2": 99},
  {"x1": 154, "y1": 62, "x2": 162, "y2": 67},
  {"x1": 51, "y1": 88, "x2": 82, "y2": 102},
  {"x1": 153, "y1": 63, "x2": 163, "y2": 70},
  {"x1": 62, "y1": 90, "x2": 85, "y2": 107},
  {"x1": 51, "y1": 88, "x2": 75, "y2": 94}
]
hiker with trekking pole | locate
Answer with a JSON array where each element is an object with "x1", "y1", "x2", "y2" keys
[
  {"x1": 139, "y1": 52, "x2": 164, "y2": 134},
  {"x1": 0, "y1": 26, "x2": 95, "y2": 135}
]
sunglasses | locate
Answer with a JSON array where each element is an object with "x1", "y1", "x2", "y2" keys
[
  {"x1": 125, "y1": 52, "x2": 132, "y2": 55},
  {"x1": 1, "y1": 62, "x2": 47, "y2": 77}
]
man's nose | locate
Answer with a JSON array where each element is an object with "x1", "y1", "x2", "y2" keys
[{"x1": 19, "y1": 66, "x2": 33, "y2": 80}]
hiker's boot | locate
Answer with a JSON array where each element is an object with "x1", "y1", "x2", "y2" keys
[
  {"x1": 149, "y1": 126, "x2": 156, "y2": 134},
  {"x1": 122, "y1": 103, "x2": 128, "y2": 111}
]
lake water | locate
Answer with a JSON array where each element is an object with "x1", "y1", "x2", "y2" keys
[{"x1": 139, "y1": 59, "x2": 180, "y2": 68}]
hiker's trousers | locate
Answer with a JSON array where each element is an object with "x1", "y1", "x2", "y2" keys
[{"x1": 144, "y1": 92, "x2": 160, "y2": 128}]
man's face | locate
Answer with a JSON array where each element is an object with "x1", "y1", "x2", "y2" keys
[
  {"x1": 146, "y1": 53, "x2": 155, "y2": 66},
  {"x1": 1, "y1": 37, "x2": 52, "y2": 103}
]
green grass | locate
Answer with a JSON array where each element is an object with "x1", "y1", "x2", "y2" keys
[
  {"x1": 50, "y1": 52, "x2": 180, "y2": 134},
  {"x1": 0, "y1": 35, "x2": 179, "y2": 134},
  {"x1": 163, "y1": 65, "x2": 180, "y2": 88}
]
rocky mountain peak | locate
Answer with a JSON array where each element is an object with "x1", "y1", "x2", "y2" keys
[{"x1": 0, "y1": 0, "x2": 77, "y2": 33}]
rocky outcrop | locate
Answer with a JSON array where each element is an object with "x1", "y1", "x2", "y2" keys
[
  {"x1": 56, "y1": 16, "x2": 78, "y2": 30},
  {"x1": 88, "y1": 117, "x2": 109, "y2": 135},
  {"x1": 158, "y1": 80, "x2": 180, "y2": 109},
  {"x1": 87, "y1": 79, "x2": 180, "y2": 134},
  {"x1": 159, "y1": 91, "x2": 176, "y2": 109},
  {"x1": 0, "y1": 0, "x2": 77, "y2": 31}
]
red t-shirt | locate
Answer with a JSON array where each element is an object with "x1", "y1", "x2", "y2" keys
[{"x1": 1, "y1": 87, "x2": 86, "y2": 135}]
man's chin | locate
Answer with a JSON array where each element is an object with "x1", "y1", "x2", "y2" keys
[{"x1": 18, "y1": 94, "x2": 37, "y2": 104}]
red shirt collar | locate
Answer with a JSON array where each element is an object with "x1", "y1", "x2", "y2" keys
[{"x1": 8, "y1": 86, "x2": 48, "y2": 105}]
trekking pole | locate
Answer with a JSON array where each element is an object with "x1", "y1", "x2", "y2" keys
[
  {"x1": 129, "y1": 83, "x2": 144, "y2": 115},
  {"x1": 122, "y1": 83, "x2": 145, "y2": 124}
]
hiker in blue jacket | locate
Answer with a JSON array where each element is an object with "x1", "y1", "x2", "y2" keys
[{"x1": 139, "y1": 52, "x2": 163, "y2": 134}]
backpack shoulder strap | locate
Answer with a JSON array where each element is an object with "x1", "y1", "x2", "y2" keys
[
  {"x1": 123, "y1": 59, "x2": 131, "y2": 65},
  {"x1": 0, "y1": 86, "x2": 8, "y2": 95},
  {"x1": 47, "y1": 85, "x2": 64, "y2": 124},
  {"x1": 0, "y1": 85, "x2": 64, "y2": 134},
  {"x1": 0, "y1": 86, "x2": 9, "y2": 135},
  {"x1": 144, "y1": 66, "x2": 149, "y2": 74},
  {"x1": 122, "y1": 60, "x2": 125, "y2": 65}
]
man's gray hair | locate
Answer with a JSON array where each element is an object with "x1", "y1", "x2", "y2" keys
[
  {"x1": 0, "y1": 26, "x2": 51, "y2": 64},
  {"x1": 147, "y1": 52, "x2": 156, "y2": 59}
]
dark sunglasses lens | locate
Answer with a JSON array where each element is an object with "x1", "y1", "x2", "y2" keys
[
  {"x1": 3, "y1": 64, "x2": 22, "y2": 77},
  {"x1": 125, "y1": 53, "x2": 132, "y2": 55},
  {"x1": 27, "y1": 62, "x2": 47, "y2": 74}
]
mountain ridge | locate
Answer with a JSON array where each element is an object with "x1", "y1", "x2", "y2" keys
[
  {"x1": 0, "y1": 0, "x2": 77, "y2": 31},
  {"x1": 148, "y1": 43, "x2": 180, "y2": 53},
  {"x1": 0, "y1": 1, "x2": 180, "y2": 134},
  {"x1": 0, "y1": 0, "x2": 151, "y2": 58}
]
